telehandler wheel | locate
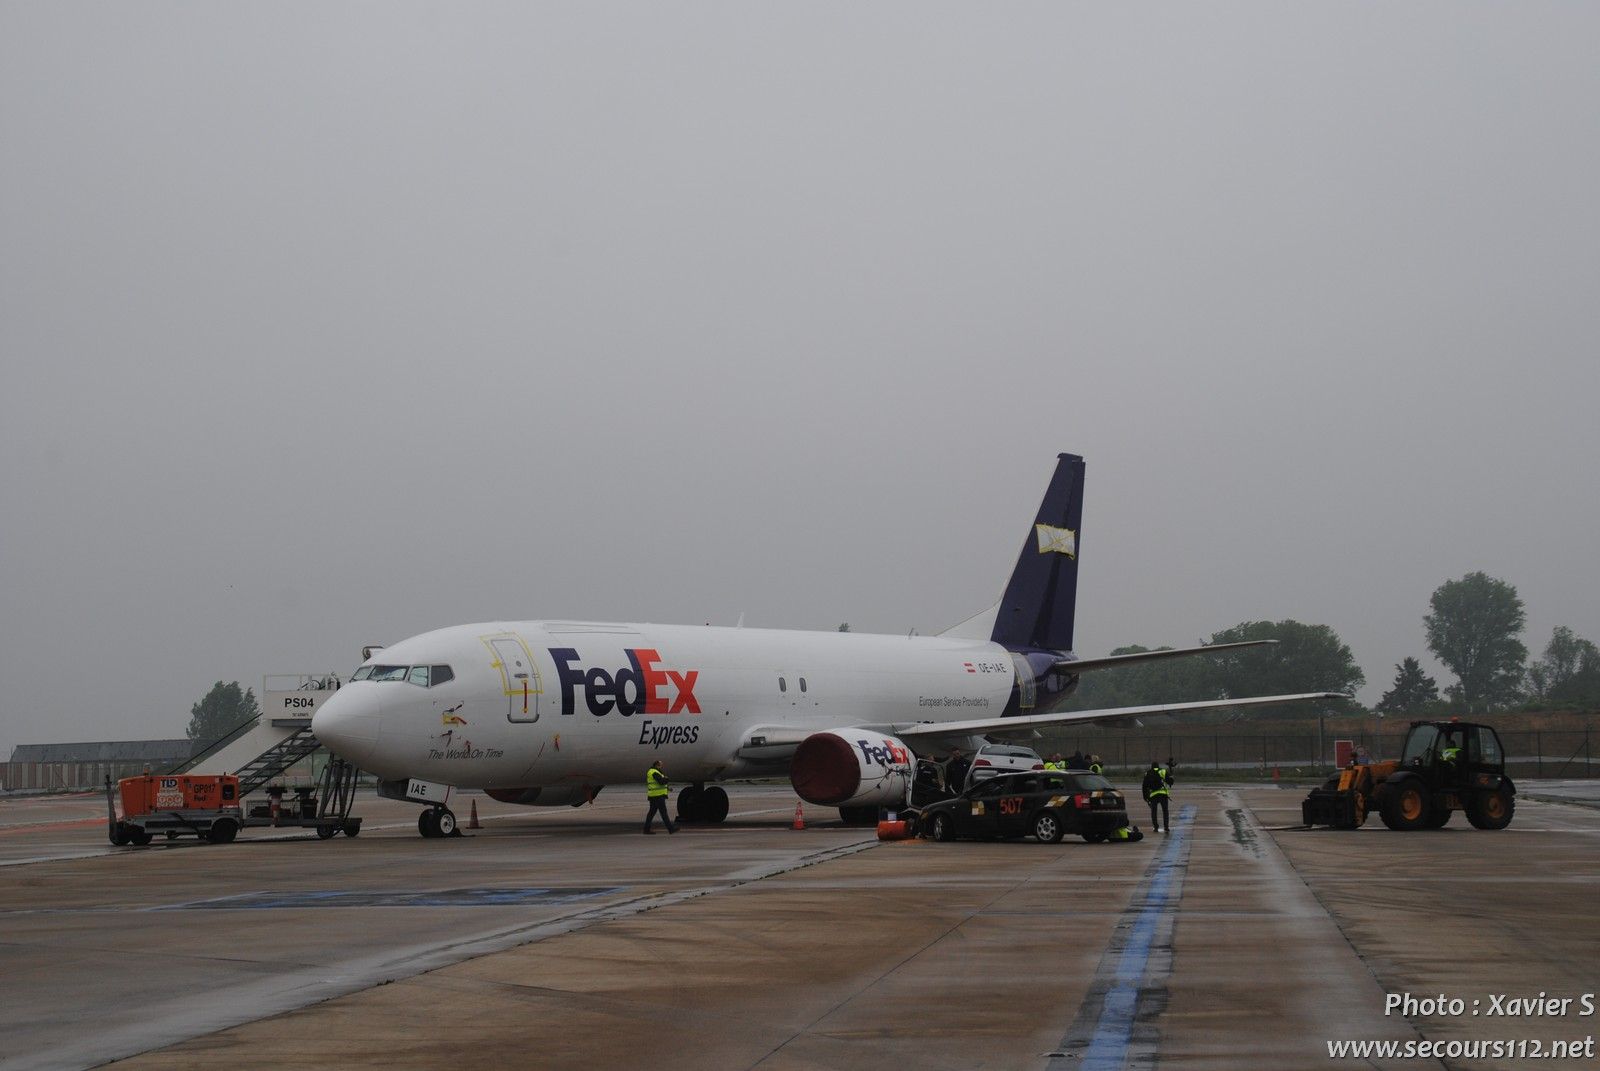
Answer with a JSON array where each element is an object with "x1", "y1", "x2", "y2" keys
[
  {"x1": 1424, "y1": 805, "x2": 1452, "y2": 829},
  {"x1": 1378, "y1": 781, "x2": 1431, "y2": 831},
  {"x1": 1465, "y1": 786, "x2": 1515, "y2": 830},
  {"x1": 1348, "y1": 791, "x2": 1368, "y2": 829}
]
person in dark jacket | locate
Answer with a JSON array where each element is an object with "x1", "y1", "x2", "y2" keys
[
  {"x1": 1141, "y1": 760, "x2": 1173, "y2": 832},
  {"x1": 945, "y1": 749, "x2": 971, "y2": 793}
]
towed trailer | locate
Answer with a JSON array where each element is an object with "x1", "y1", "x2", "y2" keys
[
  {"x1": 106, "y1": 758, "x2": 363, "y2": 845},
  {"x1": 106, "y1": 774, "x2": 245, "y2": 845}
]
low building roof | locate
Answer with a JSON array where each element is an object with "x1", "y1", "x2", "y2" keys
[{"x1": 7, "y1": 739, "x2": 199, "y2": 764}]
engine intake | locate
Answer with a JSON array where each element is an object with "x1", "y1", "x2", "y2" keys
[{"x1": 790, "y1": 730, "x2": 914, "y2": 808}]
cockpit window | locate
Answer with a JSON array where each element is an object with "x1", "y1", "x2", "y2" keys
[
  {"x1": 350, "y1": 666, "x2": 373, "y2": 681},
  {"x1": 407, "y1": 666, "x2": 431, "y2": 686},
  {"x1": 431, "y1": 665, "x2": 454, "y2": 686},
  {"x1": 369, "y1": 665, "x2": 409, "y2": 682}
]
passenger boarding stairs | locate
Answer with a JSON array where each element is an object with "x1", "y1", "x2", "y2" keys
[{"x1": 231, "y1": 727, "x2": 324, "y2": 797}]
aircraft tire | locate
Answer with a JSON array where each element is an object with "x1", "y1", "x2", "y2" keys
[
  {"x1": 701, "y1": 786, "x2": 729, "y2": 823},
  {"x1": 676, "y1": 785, "x2": 704, "y2": 824},
  {"x1": 435, "y1": 808, "x2": 458, "y2": 837},
  {"x1": 419, "y1": 809, "x2": 440, "y2": 838}
]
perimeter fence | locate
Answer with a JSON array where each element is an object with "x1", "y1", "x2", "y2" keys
[{"x1": 1042, "y1": 720, "x2": 1597, "y2": 781}]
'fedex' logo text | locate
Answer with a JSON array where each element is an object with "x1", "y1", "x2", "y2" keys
[
  {"x1": 856, "y1": 738, "x2": 910, "y2": 768},
  {"x1": 550, "y1": 648, "x2": 701, "y2": 717}
]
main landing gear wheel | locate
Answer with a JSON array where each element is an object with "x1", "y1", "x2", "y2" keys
[
  {"x1": 700, "y1": 786, "x2": 729, "y2": 823},
  {"x1": 677, "y1": 784, "x2": 703, "y2": 823},
  {"x1": 419, "y1": 807, "x2": 458, "y2": 838},
  {"x1": 678, "y1": 785, "x2": 729, "y2": 825}
]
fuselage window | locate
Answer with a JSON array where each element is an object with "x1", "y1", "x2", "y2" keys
[
  {"x1": 799, "y1": 677, "x2": 807, "y2": 693},
  {"x1": 407, "y1": 665, "x2": 431, "y2": 687},
  {"x1": 370, "y1": 665, "x2": 409, "y2": 682},
  {"x1": 351, "y1": 666, "x2": 373, "y2": 682},
  {"x1": 779, "y1": 677, "x2": 787, "y2": 693},
  {"x1": 431, "y1": 665, "x2": 454, "y2": 686}
]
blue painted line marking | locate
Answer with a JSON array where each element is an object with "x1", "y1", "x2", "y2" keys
[{"x1": 1077, "y1": 804, "x2": 1196, "y2": 1071}]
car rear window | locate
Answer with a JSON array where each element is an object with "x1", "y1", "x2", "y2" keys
[
  {"x1": 986, "y1": 746, "x2": 1039, "y2": 758},
  {"x1": 1071, "y1": 774, "x2": 1115, "y2": 791}
]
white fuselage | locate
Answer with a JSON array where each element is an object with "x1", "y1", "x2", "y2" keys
[{"x1": 312, "y1": 621, "x2": 1019, "y2": 791}]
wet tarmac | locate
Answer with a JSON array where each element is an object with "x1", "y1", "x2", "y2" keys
[{"x1": 1, "y1": 781, "x2": 1596, "y2": 1070}]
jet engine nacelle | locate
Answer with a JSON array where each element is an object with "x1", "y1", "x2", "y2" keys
[
  {"x1": 484, "y1": 785, "x2": 602, "y2": 807},
  {"x1": 790, "y1": 730, "x2": 914, "y2": 807}
]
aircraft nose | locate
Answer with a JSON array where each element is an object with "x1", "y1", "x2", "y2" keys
[{"x1": 312, "y1": 685, "x2": 383, "y2": 767}]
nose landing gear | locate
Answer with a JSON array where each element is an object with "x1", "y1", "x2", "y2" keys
[{"x1": 419, "y1": 806, "x2": 459, "y2": 838}]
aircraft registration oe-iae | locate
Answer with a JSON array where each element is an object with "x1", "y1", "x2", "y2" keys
[{"x1": 311, "y1": 453, "x2": 1346, "y2": 837}]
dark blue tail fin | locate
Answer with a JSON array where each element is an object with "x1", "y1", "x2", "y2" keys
[{"x1": 991, "y1": 453, "x2": 1084, "y2": 653}]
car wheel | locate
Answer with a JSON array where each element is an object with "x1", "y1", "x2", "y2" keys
[
  {"x1": 930, "y1": 813, "x2": 955, "y2": 842},
  {"x1": 1033, "y1": 811, "x2": 1063, "y2": 844}
]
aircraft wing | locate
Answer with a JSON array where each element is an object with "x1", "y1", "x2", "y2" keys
[
  {"x1": 892, "y1": 691, "x2": 1349, "y2": 742},
  {"x1": 1053, "y1": 639, "x2": 1275, "y2": 675}
]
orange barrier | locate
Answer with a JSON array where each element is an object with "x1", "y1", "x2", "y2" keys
[{"x1": 792, "y1": 803, "x2": 805, "y2": 830}]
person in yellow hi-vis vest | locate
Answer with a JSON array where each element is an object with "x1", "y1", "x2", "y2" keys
[{"x1": 644, "y1": 759, "x2": 677, "y2": 835}]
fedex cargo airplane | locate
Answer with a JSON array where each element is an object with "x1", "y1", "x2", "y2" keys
[{"x1": 312, "y1": 454, "x2": 1341, "y2": 836}]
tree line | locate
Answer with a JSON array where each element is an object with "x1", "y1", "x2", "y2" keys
[{"x1": 1064, "y1": 571, "x2": 1600, "y2": 719}]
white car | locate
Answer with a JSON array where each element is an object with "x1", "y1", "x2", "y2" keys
[{"x1": 965, "y1": 743, "x2": 1046, "y2": 788}]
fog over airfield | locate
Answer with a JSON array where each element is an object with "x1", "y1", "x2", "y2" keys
[{"x1": 3, "y1": 5, "x2": 1598, "y2": 754}]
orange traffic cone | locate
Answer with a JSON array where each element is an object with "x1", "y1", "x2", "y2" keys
[
  {"x1": 792, "y1": 802, "x2": 805, "y2": 830},
  {"x1": 468, "y1": 798, "x2": 481, "y2": 829}
]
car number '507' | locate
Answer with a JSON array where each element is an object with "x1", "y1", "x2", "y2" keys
[{"x1": 999, "y1": 797, "x2": 1023, "y2": 815}]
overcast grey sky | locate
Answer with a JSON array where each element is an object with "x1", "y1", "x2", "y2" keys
[{"x1": 4, "y1": 4, "x2": 1598, "y2": 755}]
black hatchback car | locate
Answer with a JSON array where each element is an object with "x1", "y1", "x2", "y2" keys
[{"x1": 916, "y1": 771, "x2": 1129, "y2": 844}]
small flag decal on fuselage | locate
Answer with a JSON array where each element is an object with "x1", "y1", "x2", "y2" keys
[
  {"x1": 963, "y1": 662, "x2": 976, "y2": 673},
  {"x1": 1035, "y1": 523, "x2": 1076, "y2": 558}
]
